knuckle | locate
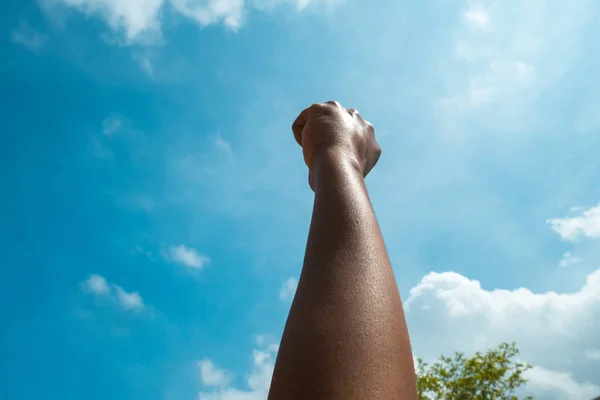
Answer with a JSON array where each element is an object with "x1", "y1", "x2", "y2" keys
[
  {"x1": 308, "y1": 103, "x2": 330, "y2": 116},
  {"x1": 323, "y1": 100, "x2": 343, "y2": 110},
  {"x1": 311, "y1": 102, "x2": 331, "y2": 112},
  {"x1": 314, "y1": 101, "x2": 341, "y2": 115}
]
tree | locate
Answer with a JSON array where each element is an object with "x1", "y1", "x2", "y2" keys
[{"x1": 416, "y1": 342, "x2": 533, "y2": 400}]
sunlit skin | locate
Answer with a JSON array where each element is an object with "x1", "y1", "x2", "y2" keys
[{"x1": 268, "y1": 101, "x2": 418, "y2": 399}]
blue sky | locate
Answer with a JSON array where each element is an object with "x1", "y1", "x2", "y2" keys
[{"x1": 1, "y1": 0, "x2": 600, "y2": 399}]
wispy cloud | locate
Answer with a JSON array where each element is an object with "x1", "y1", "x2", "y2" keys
[
  {"x1": 89, "y1": 136, "x2": 114, "y2": 159},
  {"x1": 198, "y1": 341, "x2": 277, "y2": 400},
  {"x1": 169, "y1": 245, "x2": 210, "y2": 269},
  {"x1": 169, "y1": 0, "x2": 245, "y2": 31},
  {"x1": 559, "y1": 252, "x2": 583, "y2": 268},
  {"x1": 89, "y1": 115, "x2": 125, "y2": 159},
  {"x1": 116, "y1": 192, "x2": 156, "y2": 213},
  {"x1": 574, "y1": 103, "x2": 600, "y2": 134},
  {"x1": 102, "y1": 116, "x2": 122, "y2": 135},
  {"x1": 279, "y1": 277, "x2": 297, "y2": 302},
  {"x1": 548, "y1": 204, "x2": 600, "y2": 241},
  {"x1": 585, "y1": 349, "x2": 600, "y2": 361},
  {"x1": 11, "y1": 20, "x2": 48, "y2": 52},
  {"x1": 52, "y1": 0, "x2": 164, "y2": 44},
  {"x1": 215, "y1": 136, "x2": 232, "y2": 154},
  {"x1": 81, "y1": 274, "x2": 146, "y2": 312},
  {"x1": 524, "y1": 366, "x2": 600, "y2": 400},
  {"x1": 132, "y1": 51, "x2": 154, "y2": 77},
  {"x1": 437, "y1": 0, "x2": 594, "y2": 119},
  {"x1": 44, "y1": 0, "x2": 343, "y2": 43}
]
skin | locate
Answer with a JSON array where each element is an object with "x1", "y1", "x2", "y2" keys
[{"x1": 268, "y1": 101, "x2": 418, "y2": 399}]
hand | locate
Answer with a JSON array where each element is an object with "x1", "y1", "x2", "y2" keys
[{"x1": 292, "y1": 101, "x2": 381, "y2": 190}]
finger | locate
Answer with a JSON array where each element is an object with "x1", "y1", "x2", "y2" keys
[
  {"x1": 291, "y1": 105, "x2": 314, "y2": 146},
  {"x1": 346, "y1": 108, "x2": 358, "y2": 116},
  {"x1": 373, "y1": 143, "x2": 382, "y2": 166},
  {"x1": 364, "y1": 122, "x2": 379, "y2": 177},
  {"x1": 364, "y1": 144, "x2": 381, "y2": 178}
]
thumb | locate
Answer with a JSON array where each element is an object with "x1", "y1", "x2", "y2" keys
[
  {"x1": 291, "y1": 105, "x2": 313, "y2": 147},
  {"x1": 308, "y1": 169, "x2": 316, "y2": 192}
]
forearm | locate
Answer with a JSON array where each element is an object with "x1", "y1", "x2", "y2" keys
[{"x1": 269, "y1": 150, "x2": 417, "y2": 399}]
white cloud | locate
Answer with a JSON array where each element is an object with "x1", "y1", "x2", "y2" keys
[
  {"x1": 54, "y1": 0, "x2": 164, "y2": 43},
  {"x1": 170, "y1": 245, "x2": 210, "y2": 269},
  {"x1": 115, "y1": 286, "x2": 145, "y2": 311},
  {"x1": 81, "y1": 274, "x2": 146, "y2": 312},
  {"x1": 84, "y1": 274, "x2": 110, "y2": 294},
  {"x1": 548, "y1": 204, "x2": 600, "y2": 241},
  {"x1": 198, "y1": 343, "x2": 276, "y2": 400},
  {"x1": 72, "y1": 0, "x2": 162, "y2": 41},
  {"x1": 406, "y1": 268, "x2": 600, "y2": 398},
  {"x1": 199, "y1": 359, "x2": 233, "y2": 388},
  {"x1": 559, "y1": 252, "x2": 583, "y2": 268},
  {"x1": 11, "y1": 21, "x2": 48, "y2": 52},
  {"x1": 253, "y1": 0, "x2": 341, "y2": 12},
  {"x1": 102, "y1": 116, "x2": 122, "y2": 135},
  {"x1": 525, "y1": 366, "x2": 600, "y2": 400},
  {"x1": 279, "y1": 277, "x2": 297, "y2": 301},
  {"x1": 170, "y1": 0, "x2": 245, "y2": 30},
  {"x1": 45, "y1": 0, "x2": 342, "y2": 43},
  {"x1": 463, "y1": 8, "x2": 489, "y2": 30}
]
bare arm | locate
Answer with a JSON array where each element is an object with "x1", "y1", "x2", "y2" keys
[{"x1": 268, "y1": 102, "x2": 417, "y2": 399}]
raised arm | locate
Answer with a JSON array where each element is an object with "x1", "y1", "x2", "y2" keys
[{"x1": 268, "y1": 101, "x2": 417, "y2": 399}]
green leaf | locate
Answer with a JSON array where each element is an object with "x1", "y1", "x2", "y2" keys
[{"x1": 416, "y1": 342, "x2": 533, "y2": 400}]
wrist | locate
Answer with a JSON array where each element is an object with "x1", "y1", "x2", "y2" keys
[{"x1": 311, "y1": 148, "x2": 363, "y2": 187}]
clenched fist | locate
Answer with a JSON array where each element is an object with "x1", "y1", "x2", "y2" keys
[{"x1": 292, "y1": 101, "x2": 381, "y2": 190}]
